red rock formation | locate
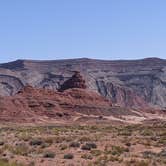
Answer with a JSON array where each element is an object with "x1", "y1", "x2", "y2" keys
[
  {"x1": 59, "y1": 71, "x2": 87, "y2": 91},
  {"x1": 0, "y1": 86, "x2": 113, "y2": 122}
]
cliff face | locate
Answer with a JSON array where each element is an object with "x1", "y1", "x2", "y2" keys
[{"x1": 0, "y1": 58, "x2": 166, "y2": 109}]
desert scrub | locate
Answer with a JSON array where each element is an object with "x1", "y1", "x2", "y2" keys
[
  {"x1": 157, "y1": 136, "x2": 166, "y2": 145},
  {"x1": 81, "y1": 143, "x2": 97, "y2": 151},
  {"x1": 81, "y1": 153, "x2": 93, "y2": 160},
  {"x1": 59, "y1": 144, "x2": 68, "y2": 150},
  {"x1": 11, "y1": 143, "x2": 30, "y2": 156},
  {"x1": 43, "y1": 137, "x2": 54, "y2": 145},
  {"x1": 69, "y1": 142, "x2": 80, "y2": 148},
  {"x1": 29, "y1": 139, "x2": 43, "y2": 146},
  {"x1": 85, "y1": 142, "x2": 97, "y2": 149},
  {"x1": 63, "y1": 136, "x2": 76, "y2": 143},
  {"x1": 111, "y1": 145, "x2": 129, "y2": 156},
  {"x1": 158, "y1": 149, "x2": 166, "y2": 157},
  {"x1": 125, "y1": 159, "x2": 149, "y2": 166},
  {"x1": 117, "y1": 128, "x2": 132, "y2": 136},
  {"x1": 141, "y1": 129, "x2": 154, "y2": 136},
  {"x1": 53, "y1": 136, "x2": 65, "y2": 143},
  {"x1": 0, "y1": 141, "x2": 4, "y2": 146},
  {"x1": 79, "y1": 136, "x2": 93, "y2": 143},
  {"x1": 142, "y1": 151, "x2": 157, "y2": 159},
  {"x1": 17, "y1": 132, "x2": 32, "y2": 142},
  {"x1": 91, "y1": 149, "x2": 102, "y2": 156},
  {"x1": 109, "y1": 155, "x2": 122, "y2": 162},
  {"x1": 0, "y1": 158, "x2": 25, "y2": 166},
  {"x1": 125, "y1": 142, "x2": 131, "y2": 147},
  {"x1": 43, "y1": 151, "x2": 55, "y2": 158},
  {"x1": 94, "y1": 155, "x2": 109, "y2": 166},
  {"x1": 81, "y1": 144, "x2": 91, "y2": 150},
  {"x1": 64, "y1": 153, "x2": 74, "y2": 159}
]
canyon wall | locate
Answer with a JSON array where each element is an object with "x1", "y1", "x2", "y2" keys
[{"x1": 0, "y1": 58, "x2": 165, "y2": 109}]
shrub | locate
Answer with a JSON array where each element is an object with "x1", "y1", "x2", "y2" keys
[
  {"x1": 142, "y1": 151, "x2": 156, "y2": 158},
  {"x1": 81, "y1": 144, "x2": 91, "y2": 151},
  {"x1": 79, "y1": 136, "x2": 92, "y2": 142},
  {"x1": 125, "y1": 159, "x2": 149, "y2": 166},
  {"x1": 64, "y1": 153, "x2": 74, "y2": 159},
  {"x1": 0, "y1": 158, "x2": 25, "y2": 166},
  {"x1": 59, "y1": 144, "x2": 68, "y2": 150},
  {"x1": 91, "y1": 150, "x2": 102, "y2": 156},
  {"x1": 18, "y1": 132, "x2": 32, "y2": 142},
  {"x1": 158, "y1": 149, "x2": 166, "y2": 157},
  {"x1": 141, "y1": 129, "x2": 154, "y2": 136},
  {"x1": 43, "y1": 151, "x2": 55, "y2": 158},
  {"x1": 12, "y1": 144, "x2": 30, "y2": 156},
  {"x1": 69, "y1": 142, "x2": 80, "y2": 148},
  {"x1": 86, "y1": 142, "x2": 97, "y2": 149},
  {"x1": 44, "y1": 137, "x2": 54, "y2": 145},
  {"x1": 54, "y1": 136, "x2": 65, "y2": 143},
  {"x1": 29, "y1": 139, "x2": 43, "y2": 146},
  {"x1": 0, "y1": 141, "x2": 4, "y2": 146},
  {"x1": 81, "y1": 154, "x2": 93, "y2": 160},
  {"x1": 125, "y1": 142, "x2": 131, "y2": 147},
  {"x1": 111, "y1": 146, "x2": 129, "y2": 156},
  {"x1": 81, "y1": 142, "x2": 97, "y2": 151}
]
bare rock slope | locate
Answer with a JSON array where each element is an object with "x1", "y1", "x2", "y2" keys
[{"x1": 0, "y1": 58, "x2": 166, "y2": 109}]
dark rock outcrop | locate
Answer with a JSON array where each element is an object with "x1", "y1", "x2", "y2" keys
[{"x1": 59, "y1": 71, "x2": 87, "y2": 91}]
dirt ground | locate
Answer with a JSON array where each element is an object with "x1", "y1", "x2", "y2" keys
[{"x1": 0, "y1": 119, "x2": 166, "y2": 166}]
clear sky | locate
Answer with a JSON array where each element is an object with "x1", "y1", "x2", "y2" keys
[{"x1": 0, "y1": 0, "x2": 166, "y2": 63}]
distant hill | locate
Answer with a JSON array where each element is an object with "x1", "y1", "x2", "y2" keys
[{"x1": 0, "y1": 57, "x2": 166, "y2": 109}]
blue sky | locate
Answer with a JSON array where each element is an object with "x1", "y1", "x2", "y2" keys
[{"x1": 0, "y1": 0, "x2": 166, "y2": 63}]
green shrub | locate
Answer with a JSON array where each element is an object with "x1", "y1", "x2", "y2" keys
[
  {"x1": 79, "y1": 136, "x2": 92, "y2": 142},
  {"x1": 43, "y1": 151, "x2": 55, "y2": 158},
  {"x1": 64, "y1": 153, "x2": 74, "y2": 159},
  {"x1": 91, "y1": 150, "x2": 102, "y2": 156},
  {"x1": 69, "y1": 142, "x2": 80, "y2": 148},
  {"x1": 81, "y1": 154, "x2": 93, "y2": 160},
  {"x1": 86, "y1": 142, "x2": 97, "y2": 149},
  {"x1": 125, "y1": 159, "x2": 149, "y2": 166},
  {"x1": 81, "y1": 142, "x2": 97, "y2": 151},
  {"x1": 0, "y1": 158, "x2": 25, "y2": 166},
  {"x1": 11, "y1": 144, "x2": 30, "y2": 156},
  {"x1": 111, "y1": 146, "x2": 129, "y2": 156},
  {"x1": 59, "y1": 144, "x2": 68, "y2": 150},
  {"x1": 29, "y1": 139, "x2": 43, "y2": 146},
  {"x1": 81, "y1": 144, "x2": 91, "y2": 151},
  {"x1": 44, "y1": 137, "x2": 54, "y2": 145}
]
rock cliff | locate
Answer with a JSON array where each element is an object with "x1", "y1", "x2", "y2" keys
[{"x1": 0, "y1": 58, "x2": 165, "y2": 109}]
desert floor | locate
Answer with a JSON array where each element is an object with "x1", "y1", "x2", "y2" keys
[{"x1": 0, "y1": 120, "x2": 165, "y2": 166}]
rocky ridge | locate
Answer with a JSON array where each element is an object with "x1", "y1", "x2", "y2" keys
[
  {"x1": 0, "y1": 85, "x2": 114, "y2": 122},
  {"x1": 0, "y1": 58, "x2": 165, "y2": 109}
]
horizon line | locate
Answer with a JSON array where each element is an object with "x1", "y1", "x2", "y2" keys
[{"x1": 1, "y1": 57, "x2": 166, "y2": 64}]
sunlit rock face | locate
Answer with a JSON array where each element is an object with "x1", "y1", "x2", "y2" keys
[{"x1": 0, "y1": 58, "x2": 166, "y2": 109}]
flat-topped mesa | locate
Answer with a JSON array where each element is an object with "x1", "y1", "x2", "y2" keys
[{"x1": 59, "y1": 71, "x2": 87, "y2": 91}]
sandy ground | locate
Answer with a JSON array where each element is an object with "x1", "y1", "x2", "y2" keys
[{"x1": 0, "y1": 116, "x2": 166, "y2": 166}]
